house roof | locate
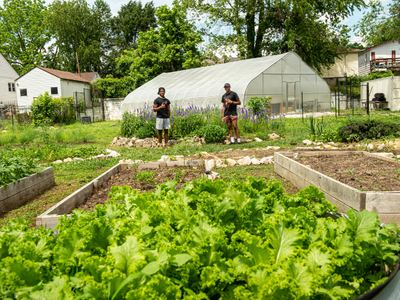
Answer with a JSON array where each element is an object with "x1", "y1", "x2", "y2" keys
[
  {"x1": 16, "y1": 66, "x2": 91, "y2": 83},
  {"x1": 74, "y1": 72, "x2": 99, "y2": 82},
  {"x1": 359, "y1": 40, "x2": 394, "y2": 56},
  {"x1": 337, "y1": 47, "x2": 364, "y2": 53},
  {"x1": 38, "y1": 67, "x2": 91, "y2": 83}
]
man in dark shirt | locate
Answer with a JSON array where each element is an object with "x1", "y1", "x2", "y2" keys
[
  {"x1": 221, "y1": 83, "x2": 241, "y2": 144},
  {"x1": 153, "y1": 87, "x2": 171, "y2": 147}
]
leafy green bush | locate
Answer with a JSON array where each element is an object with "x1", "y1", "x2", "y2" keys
[
  {"x1": 0, "y1": 177, "x2": 398, "y2": 298},
  {"x1": 338, "y1": 119, "x2": 400, "y2": 142},
  {"x1": 195, "y1": 124, "x2": 227, "y2": 143},
  {"x1": 244, "y1": 96, "x2": 271, "y2": 114},
  {"x1": 92, "y1": 75, "x2": 135, "y2": 98},
  {"x1": 30, "y1": 92, "x2": 55, "y2": 125},
  {"x1": 136, "y1": 123, "x2": 156, "y2": 139},
  {"x1": 173, "y1": 114, "x2": 205, "y2": 139},
  {"x1": 0, "y1": 157, "x2": 42, "y2": 186},
  {"x1": 31, "y1": 93, "x2": 75, "y2": 125}
]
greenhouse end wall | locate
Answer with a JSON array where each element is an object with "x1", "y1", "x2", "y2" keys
[{"x1": 244, "y1": 53, "x2": 331, "y2": 115}]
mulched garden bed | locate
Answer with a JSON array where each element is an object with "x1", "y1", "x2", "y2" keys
[
  {"x1": 297, "y1": 153, "x2": 400, "y2": 191},
  {"x1": 78, "y1": 166, "x2": 206, "y2": 211}
]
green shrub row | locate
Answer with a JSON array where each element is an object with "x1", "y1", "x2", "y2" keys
[
  {"x1": 0, "y1": 144, "x2": 106, "y2": 163},
  {"x1": 121, "y1": 112, "x2": 228, "y2": 142},
  {"x1": 338, "y1": 119, "x2": 400, "y2": 142},
  {"x1": 92, "y1": 75, "x2": 135, "y2": 98}
]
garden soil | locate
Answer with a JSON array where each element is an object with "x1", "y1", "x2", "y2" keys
[
  {"x1": 78, "y1": 166, "x2": 206, "y2": 211},
  {"x1": 297, "y1": 153, "x2": 400, "y2": 191},
  {"x1": 188, "y1": 149, "x2": 276, "y2": 160}
]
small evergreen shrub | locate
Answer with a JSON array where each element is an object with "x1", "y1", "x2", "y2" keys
[
  {"x1": 338, "y1": 119, "x2": 400, "y2": 142},
  {"x1": 195, "y1": 124, "x2": 227, "y2": 143}
]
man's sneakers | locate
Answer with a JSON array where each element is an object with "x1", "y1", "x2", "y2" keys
[
  {"x1": 237, "y1": 141, "x2": 241, "y2": 144},
  {"x1": 229, "y1": 141, "x2": 236, "y2": 145}
]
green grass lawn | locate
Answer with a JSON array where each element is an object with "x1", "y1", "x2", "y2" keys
[{"x1": 1, "y1": 110, "x2": 400, "y2": 228}]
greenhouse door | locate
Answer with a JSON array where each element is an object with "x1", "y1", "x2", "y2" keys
[{"x1": 284, "y1": 82, "x2": 299, "y2": 114}]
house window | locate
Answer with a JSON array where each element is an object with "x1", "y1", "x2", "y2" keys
[
  {"x1": 364, "y1": 54, "x2": 367, "y2": 62},
  {"x1": 20, "y1": 89, "x2": 27, "y2": 96},
  {"x1": 392, "y1": 50, "x2": 396, "y2": 63},
  {"x1": 8, "y1": 83, "x2": 15, "y2": 92},
  {"x1": 371, "y1": 52, "x2": 375, "y2": 60},
  {"x1": 51, "y1": 87, "x2": 58, "y2": 95}
]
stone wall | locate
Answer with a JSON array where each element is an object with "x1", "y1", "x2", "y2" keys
[{"x1": 103, "y1": 98, "x2": 123, "y2": 121}]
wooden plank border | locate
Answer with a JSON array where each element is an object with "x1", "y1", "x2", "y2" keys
[
  {"x1": 274, "y1": 151, "x2": 400, "y2": 224},
  {"x1": 36, "y1": 160, "x2": 205, "y2": 230},
  {"x1": 0, "y1": 167, "x2": 54, "y2": 214}
]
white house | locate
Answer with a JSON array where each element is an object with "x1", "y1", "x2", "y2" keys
[
  {"x1": 0, "y1": 53, "x2": 19, "y2": 104},
  {"x1": 15, "y1": 67, "x2": 91, "y2": 108},
  {"x1": 358, "y1": 40, "x2": 400, "y2": 76}
]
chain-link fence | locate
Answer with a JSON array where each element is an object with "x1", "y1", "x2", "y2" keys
[{"x1": 0, "y1": 101, "x2": 23, "y2": 128}]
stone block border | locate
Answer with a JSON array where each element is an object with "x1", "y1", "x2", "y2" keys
[
  {"x1": 1, "y1": 167, "x2": 54, "y2": 214},
  {"x1": 274, "y1": 151, "x2": 400, "y2": 224},
  {"x1": 36, "y1": 160, "x2": 204, "y2": 230}
]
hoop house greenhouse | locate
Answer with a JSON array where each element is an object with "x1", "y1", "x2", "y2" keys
[{"x1": 121, "y1": 51, "x2": 331, "y2": 114}]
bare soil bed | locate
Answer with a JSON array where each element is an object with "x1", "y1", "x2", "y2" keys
[
  {"x1": 188, "y1": 149, "x2": 276, "y2": 160},
  {"x1": 297, "y1": 153, "x2": 400, "y2": 191},
  {"x1": 78, "y1": 166, "x2": 206, "y2": 211}
]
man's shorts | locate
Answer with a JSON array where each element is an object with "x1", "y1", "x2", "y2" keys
[
  {"x1": 222, "y1": 115, "x2": 238, "y2": 122},
  {"x1": 156, "y1": 118, "x2": 171, "y2": 130}
]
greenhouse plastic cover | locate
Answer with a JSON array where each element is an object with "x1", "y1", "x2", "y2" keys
[{"x1": 121, "y1": 51, "x2": 330, "y2": 113}]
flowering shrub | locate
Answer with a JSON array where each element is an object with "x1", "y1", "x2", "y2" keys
[{"x1": 121, "y1": 103, "x2": 286, "y2": 141}]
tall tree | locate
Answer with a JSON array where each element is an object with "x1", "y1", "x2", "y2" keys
[
  {"x1": 356, "y1": 0, "x2": 400, "y2": 46},
  {"x1": 180, "y1": 0, "x2": 365, "y2": 73},
  {"x1": 46, "y1": 0, "x2": 111, "y2": 75},
  {"x1": 116, "y1": 5, "x2": 203, "y2": 88},
  {"x1": 0, "y1": 0, "x2": 51, "y2": 75},
  {"x1": 111, "y1": 0, "x2": 156, "y2": 51}
]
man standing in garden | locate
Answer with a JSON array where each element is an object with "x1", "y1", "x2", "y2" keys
[
  {"x1": 153, "y1": 87, "x2": 171, "y2": 147},
  {"x1": 222, "y1": 83, "x2": 241, "y2": 144}
]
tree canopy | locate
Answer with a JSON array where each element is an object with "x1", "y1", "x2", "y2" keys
[
  {"x1": 356, "y1": 0, "x2": 400, "y2": 46},
  {"x1": 0, "y1": 0, "x2": 51, "y2": 75},
  {"x1": 180, "y1": 0, "x2": 366, "y2": 73},
  {"x1": 116, "y1": 5, "x2": 203, "y2": 88},
  {"x1": 46, "y1": 0, "x2": 112, "y2": 75},
  {"x1": 111, "y1": 0, "x2": 156, "y2": 51}
]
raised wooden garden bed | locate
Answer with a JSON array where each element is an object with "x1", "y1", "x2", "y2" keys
[
  {"x1": 1, "y1": 167, "x2": 54, "y2": 214},
  {"x1": 274, "y1": 151, "x2": 400, "y2": 224},
  {"x1": 36, "y1": 160, "x2": 204, "y2": 230}
]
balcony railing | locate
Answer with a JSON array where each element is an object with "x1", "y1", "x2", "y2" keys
[{"x1": 370, "y1": 58, "x2": 400, "y2": 72}]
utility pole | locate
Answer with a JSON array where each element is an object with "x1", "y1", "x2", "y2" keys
[{"x1": 76, "y1": 52, "x2": 81, "y2": 77}]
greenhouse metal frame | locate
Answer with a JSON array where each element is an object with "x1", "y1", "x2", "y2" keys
[{"x1": 121, "y1": 51, "x2": 331, "y2": 115}]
